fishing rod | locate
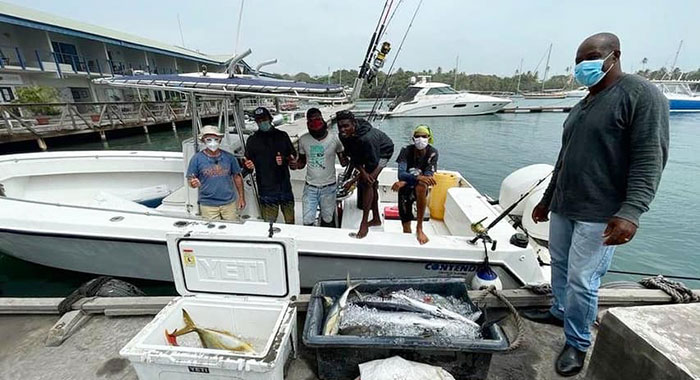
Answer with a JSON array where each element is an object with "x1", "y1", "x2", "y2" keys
[
  {"x1": 469, "y1": 171, "x2": 552, "y2": 244},
  {"x1": 358, "y1": 0, "x2": 393, "y2": 81},
  {"x1": 368, "y1": 0, "x2": 424, "y2": 121}
]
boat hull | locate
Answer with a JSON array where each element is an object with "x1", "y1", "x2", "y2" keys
[
  {"x1": 0, "y1": 228, "x2": 525, "y2": 289},
  {"x1": 668, "y1": 98, "x2": 700, "y2": 112},
  {"x1": 388, "y1": 101, "x2": 510, "y2": 117}
]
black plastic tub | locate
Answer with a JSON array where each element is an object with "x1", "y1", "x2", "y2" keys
[{"x1": 302, "y1": 277, "x2": 509, "y2": 380}]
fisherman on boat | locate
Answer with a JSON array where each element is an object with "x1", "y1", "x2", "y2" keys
[
  {"x1": 294, "y1": 108, "x2": 348, "y2": 227},
  {"x1": 392, "y1": 125, "x2": 438, "y2": 245},
  {"x1": 244, "y1": 107, "x2": 297, "y2": 224},
  {"x1": 336, "y1": 110, "x2": 394, "y2": 238},
  {"x1": 186, "y1": 125, "x2": 245, "y2": 221},
  {"x1": 524, "y1": 32, "x2": 669, "y2": 377}
]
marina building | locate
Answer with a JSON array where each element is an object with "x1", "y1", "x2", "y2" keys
[{"x1": 0, "y1": 1, "x2": 235, "y2": 104}]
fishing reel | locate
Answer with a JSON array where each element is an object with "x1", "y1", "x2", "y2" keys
[
  {"x1": 469, "y1": 216, "x2": 497, "y2": 250},
  {"x1": 366, "y1": 41, "x2": 392, "y2": 83}
]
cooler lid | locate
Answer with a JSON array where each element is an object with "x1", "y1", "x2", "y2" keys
[{"x1": 166, "y1": 229, "x2": 300, "y2": 299}]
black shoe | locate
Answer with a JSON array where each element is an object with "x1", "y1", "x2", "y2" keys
[
  {"x1": 556, "y1": 343, "x2": 586, "y2": 377},
  {"x1": 520, "y1": 309, "x2": 564, "y2": 327}
]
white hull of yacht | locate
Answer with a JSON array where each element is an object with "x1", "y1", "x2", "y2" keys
[
  {"x1": 0, "y1": 151, "x2": 549, "y2": 289},
  {"x1": 387, "y1": 99, "x2": 511, "y2": 117}
]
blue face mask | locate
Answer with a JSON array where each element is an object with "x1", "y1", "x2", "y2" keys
[
  {"x1": 574, "y1": 52, "x2": 615, "y2": 88},
  {"x1": 258, "y1": 121, "x2": 272, "y2": 132}
]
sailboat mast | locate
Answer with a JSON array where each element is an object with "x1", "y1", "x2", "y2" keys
[
  {"x1": 516, "y1": 58, "x2": 524, "y2": 94},
  {"x1": 542, "y1": 43, "x2": 552, "y2": 93},
  {"x1": 454, "y1": 55, "x2": 459, "y2": 89}
]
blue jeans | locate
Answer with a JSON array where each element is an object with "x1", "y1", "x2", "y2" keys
[
  {"x1": 302, "y1": 183, "x2": 337, "y2": 226},
  {"x1": 549, "y1": 212, "x2": 616, "y2": 351}
]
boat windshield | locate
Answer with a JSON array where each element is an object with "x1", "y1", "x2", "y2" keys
[
  {"x1": 395, "y1": 86, "x2": 422, "y2": 103},
  {"x1": 426, "y1": 86, "x2": 458, "y2": 95}
]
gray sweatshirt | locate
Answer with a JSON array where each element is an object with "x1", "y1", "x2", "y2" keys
[{"x1": 541, "y1": 74, "x2": 669, "y2": 226}]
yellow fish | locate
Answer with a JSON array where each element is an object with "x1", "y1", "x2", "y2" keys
[{"x1": 165, "y1": 309, "x2": 255, "y2": 353}]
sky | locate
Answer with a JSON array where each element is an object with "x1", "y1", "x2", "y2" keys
[{"x1": 6, "y1": 0, "x2": 699, "y2": 77}]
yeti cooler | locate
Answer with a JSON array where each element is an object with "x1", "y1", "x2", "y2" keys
[{"x1": 120, "y1": 226, "x2": 300, "y2": 380}]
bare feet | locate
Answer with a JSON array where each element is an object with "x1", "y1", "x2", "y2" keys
[
  {"x1": 368, "y1": 218, "x2": 382, "y2": 227},
  {"x1": 416, "y1": 228, "x2": 429, "y2": 245},
  {"x1": 356, "y1": 222, "x2": 369, "y2": 239},
  {"x1": 402, "y1": 222, "x2": 412, "y2": 234}
]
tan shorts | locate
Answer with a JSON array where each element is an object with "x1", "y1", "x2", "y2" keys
[{"x1": 199, "y1": 202, "x2": 238, "y2": 221}]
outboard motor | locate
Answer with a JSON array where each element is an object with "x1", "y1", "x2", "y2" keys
[{"x1": 499, "y1": 164, "x2": 553, "y2": 242}]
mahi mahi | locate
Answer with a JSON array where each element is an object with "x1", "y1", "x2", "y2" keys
[{"x1": 165, "y1": 309, "x2": 255, "y2": 353}]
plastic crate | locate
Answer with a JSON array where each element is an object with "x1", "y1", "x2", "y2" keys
[{"x1": 302, "y1": 277, "x2": 508, "y2": 380}]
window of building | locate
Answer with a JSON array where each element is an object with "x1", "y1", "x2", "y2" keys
[
  {"x1": 0, "y1": 87, "x2": 15, "y2": 103},
  {"x1": 52, "y1": 42, "x2": 80, "y2": 71}
]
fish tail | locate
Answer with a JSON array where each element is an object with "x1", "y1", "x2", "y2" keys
[
  {"x1": 165, "y1": 329, "x2": 179, "y2": 346},
  {"x1": 179, "y1": 309, "x2": 197, "y2": 335}
]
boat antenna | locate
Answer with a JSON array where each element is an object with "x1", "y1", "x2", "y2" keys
[
  {"x1": 662, "y1": 40, "x2": 683, "y2": 80},
  {"x1": 177, "y1": 13, "x2": 186, "y2": 47},
  {"x1": 234, "y1": 0, "x2": 245, "y2": 55},
  {"x1": 469, "y1": 171, "x2": 552, "y2": 245},
  {"x1": 368, "y1": 0, "x2": 423, "y2": 121}
]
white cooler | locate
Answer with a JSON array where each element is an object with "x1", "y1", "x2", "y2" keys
[{"x1": 121, "y1": 227, "x2": 300, "y2": 380}]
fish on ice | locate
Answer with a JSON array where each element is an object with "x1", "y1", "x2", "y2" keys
[
  {"x1": 165, "y1": 309, "x2": 255, "y2": 353},
  {"x1": 323, "y1": 276, "x2": 361, "y2": 336}
]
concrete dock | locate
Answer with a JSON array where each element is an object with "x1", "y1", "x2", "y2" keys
[
  {"x1": 0, "y1": 312, "x2": 592, "y2": 380},
  {"x1": 2, "y1": 289, "x2": 697, "y2": 380}
]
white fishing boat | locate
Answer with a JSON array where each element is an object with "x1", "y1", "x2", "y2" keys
[
  {"x1": 564, "y1": 86, "x2": 589, "y2": 98},
  {"x1": 386, "y1": 77, "x2": 511, "y2": 117},
  {"x1": 0, "y1": 63, "x2": 552, "y2": 290},
  {"x1": 653, "y1": 80, "x2": 700, "y2": 112}
]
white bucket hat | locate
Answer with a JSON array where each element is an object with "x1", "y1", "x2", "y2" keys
[{"x1": 199, "y1": 125, "x2": 224, "y2": 139}]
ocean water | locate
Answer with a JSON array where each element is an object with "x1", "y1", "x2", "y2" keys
[{"x1": 1, "y1": 102, "x2": 698, "y2": 296}]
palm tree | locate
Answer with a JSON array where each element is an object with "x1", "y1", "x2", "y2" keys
[{"x1": 641, "y1": 57, "x2": 648, "y2": 73}]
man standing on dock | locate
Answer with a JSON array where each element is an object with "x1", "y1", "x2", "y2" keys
[
  {"x1": 294, "y1": 108, "x2": 347, "y2": 227},
  {"x1": 525, "y1": 32, "x2": 669, "y2": 377},
  {"x1": 187, "y1": 125, "x2": 245, "y2": 220},
  {"x1": 244, "y1": 107, "x2": 297, "y2": 224},
  {"x1": 337, "y1": 110, "x2": 394, "y2": 238},
  {"x1": 392, "y1": 125, "x2": 438, "y2": 245}
]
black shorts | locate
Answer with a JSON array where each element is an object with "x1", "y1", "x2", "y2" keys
[{"x1": 398, "y1": 185, "x2": 417, "y2": 223}]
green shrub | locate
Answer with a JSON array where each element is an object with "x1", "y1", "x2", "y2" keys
[{"x1": 13, "y1": 86, "x2": 62, "y2": 116}]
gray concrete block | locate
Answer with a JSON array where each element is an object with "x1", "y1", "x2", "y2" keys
[{"x1": 585, "y1": 303, "x2": 700, "y2": 380}]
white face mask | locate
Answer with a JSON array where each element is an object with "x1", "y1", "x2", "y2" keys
[
  {"x1": 205, "y1": 138, "x2": 220, "y2": 151},
  {"x1": 413, "y1": 136, "x2": 429, "y2": 150}
]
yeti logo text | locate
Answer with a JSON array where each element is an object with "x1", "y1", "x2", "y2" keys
[{"x1": 197, "y1": 258, "x2": 267, "y2": 283}]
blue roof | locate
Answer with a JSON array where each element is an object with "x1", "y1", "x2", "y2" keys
[{"x1": 97, "y1": 74, "x2": 345, "y2": 95}]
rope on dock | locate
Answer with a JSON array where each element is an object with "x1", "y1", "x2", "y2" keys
[
  {"x1": 57, "y1": 276, "x2": 145, "y2": 314},
  {"x1": 473, "y1": 285, "x2": 525, "y2": 351},
  {"x1": 639, "y1": 275, "x2": 700, "y2": 303},
  {"x1": 521, "y1": 283, "x2": 552, "y2": 295}
]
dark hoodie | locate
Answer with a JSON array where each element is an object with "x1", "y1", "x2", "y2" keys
[{"x1": 340, "y1": 118, "x2": 394, "y2": 172}]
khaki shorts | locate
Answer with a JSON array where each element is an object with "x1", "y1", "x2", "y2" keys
[{"x1": 199, "y1": 202, "x2": 238, "y2": 221}]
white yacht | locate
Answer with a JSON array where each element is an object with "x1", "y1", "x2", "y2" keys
[
  {"x1": 0, "y1": 71, "x2": 552, "y2": 290},
  {"x1": 387, "y1": 77, "x2": 512, "y2": 117}
]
